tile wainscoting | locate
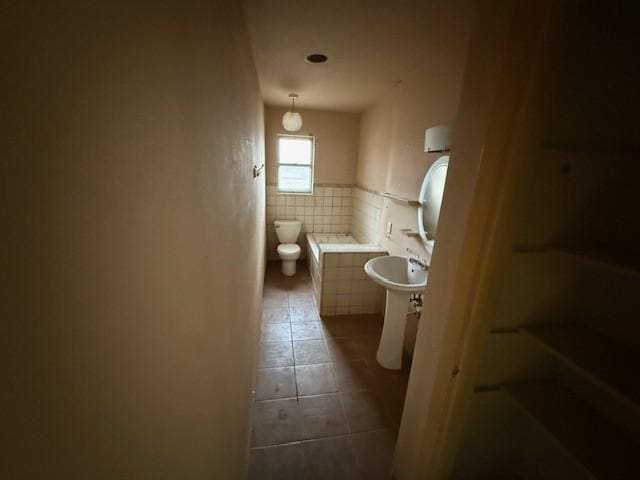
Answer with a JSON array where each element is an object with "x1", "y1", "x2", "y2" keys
[
  {"x1": 266, "y1": 183, "x2": 353, "y2": 260},
  {"x1": 351, "y1": 186, "x2": 384, "y2": 245},
  {"x1": 266, "y1": 184, "x2": 388, "y2": 260},
  {"x1": 319, "y1": 252, "x2": 385, "y2": 316}
]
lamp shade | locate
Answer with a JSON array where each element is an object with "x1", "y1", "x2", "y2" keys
[{"x1": 282, "y1": 111, "x2": 303, "y2": 132}]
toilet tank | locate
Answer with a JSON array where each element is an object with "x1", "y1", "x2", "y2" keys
[{"x1": 274, "y1": 220, "x2": 302, "y2": 243}]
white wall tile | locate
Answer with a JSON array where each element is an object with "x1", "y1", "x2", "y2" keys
[
  {"x1": 336, "y1": 294, "x2": 350, "y2": 307},
  {"x1": 339, "y1": 253, "x2": 354, "y2": 267},
  {"x1": 353, "y1": 253, "x2": 368, "y2": 267},
  {"x1": 325, "y1": 254, "x2": 340, "y2": 268},
  {"x1": 322, "y1": 306, "x2": 336, "y2": 316},
  {"x1": 337, "y1": 266, "x2": 352, "y2": 280},
  {"x1": 323, "y1": 294, "x2": 337, "y2": 307},
  {"x1": 337, "y1": 278, "x2": 352, "y2": 294}
]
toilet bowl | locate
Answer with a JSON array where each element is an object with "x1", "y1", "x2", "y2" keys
[{"x1": 274, "y1": 220, "x2": 302, "y2": 276}]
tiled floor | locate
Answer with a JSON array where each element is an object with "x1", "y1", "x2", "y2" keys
[{"x1": 249, "y1": 261, "x2": 411, "y2": 480}]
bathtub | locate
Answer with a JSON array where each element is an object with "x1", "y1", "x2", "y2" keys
[{"x1": 306, "y1": 233, "x2": 386, "y2": 316}]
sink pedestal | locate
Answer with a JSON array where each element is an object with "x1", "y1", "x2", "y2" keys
[
  {"x1": 364, "y1": 255, "x2": 427, "y2": 370},
  {"x1": 376, "y1": 290, "x2": 410, "y2": 370}
]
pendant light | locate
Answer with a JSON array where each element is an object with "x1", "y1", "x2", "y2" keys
[{"x1": 282, "y1": 93, "x2": 303, "y2": 132}]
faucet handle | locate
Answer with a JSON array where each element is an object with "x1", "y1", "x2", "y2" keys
[{"x1": 409, "y1": 256, "x2": 429, "y2": 270}]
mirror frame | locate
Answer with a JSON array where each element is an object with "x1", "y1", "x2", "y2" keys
[{"x1": 417, "y1": 156, "x2": 449, "y2": 251}]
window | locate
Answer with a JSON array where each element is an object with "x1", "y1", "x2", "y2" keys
[{"x1": 277, "y1": 134, "x2": 314, "y2": 194}]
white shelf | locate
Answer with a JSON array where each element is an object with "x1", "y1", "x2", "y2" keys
[
  {"x1": 521, "y1": 324, "x2": 640, "y2": 410},
  {"x1": 381, "y1": 192, "x2": 420, "y2": 207},
  {"x1": 512, "y1": 246, "x2": 640, "y2": 279},
  {"x1": 505, "y1": 381, "x2": 640, "y2": 479},
  {"x1": 549, "y1": 247, "x2": 640, "y2": 279}
]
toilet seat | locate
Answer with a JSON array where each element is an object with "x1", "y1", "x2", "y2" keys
[{"x1": 277, "y1": 243, "x2": 301, "y2": 259}]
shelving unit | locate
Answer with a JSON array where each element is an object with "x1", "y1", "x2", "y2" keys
[
  {"x1": 548, "y1": 247, "x2": 640, "y2": 279},
  {"x1": 452, "y1": 8, "x2": 640, "y2": 479},
  {"x1": 505, "y1": 381, "x2": 640, "y2": 479},
  {"x1": 521, "y1": 324, "x2": 640, "y2": 410}
]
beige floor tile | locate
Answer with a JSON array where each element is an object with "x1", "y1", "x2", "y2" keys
[
  {"x1": 325, "y1": 337, "x2": 374, "y2": 362},
  {"x1": 252, "y1": 267, "x2": 403, "y2": 477},
  {"x1": 350, "y1": 315, "x2": 384, "y2": 338},
  {"x1": 296, "y1": 364, "x2": 337, "y2": 396},
  {"x1": 258, "y1": 341, "x2": 294, "y2": 368},
  {"x1": 262, "y1": 283, "x2": 289, "y2": 300},
  {"x1": 291, "y1": 321, "x2": 323, "y2": 341},
  {"x1": 340, "y1": 390, "x2": 388, "y2": 433},
  {"x1": 262, "y1": 307, "x2": 290, "y2": 324},
  {"x1": 251, "y1": 398, "x2": 303, "y2": 447},
  {"x1": 263, "y1": 283, "x2": 289, "y2": 297},
  {"x1": 299, "y1": 393, "x2": 349, "y2": 439},
  {"x1": 293, "y1": 340, "x2": 330, "y2": 365},
  {"x1": 248, "y1": 443, "x2": 305, "y2": 480},
  {"x1": 301, "y1": 436, "x2": 361, "y2": 480},
  {"x1": 260, "y1": 323, "x2": 292, "y2": 342},
  {"x1": 289, "y1": 305, "x2": 322, "y2": 323},
  {"x1": 351, "y1": 430, "x2": 396, "y2": 480},
  {"x1": 321, "y1": 316, "x2": 355, "y2": 338},
  {"x1": 331, "y1": 359, "x2": 375, "y2": 392},
  {"x1": 289, "y1": 293, "x2": 315, "y2": 307},
  {"x1": 255, "y1": 367, "x2": 296, "y2": 401},
  {"x1": 263, "y1": 295, "x2": 288, "y2": 309}
]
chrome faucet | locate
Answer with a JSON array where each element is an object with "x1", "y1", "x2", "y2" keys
[{"x1": 409, "y1": 256, "x2": 429, "y2": 271}]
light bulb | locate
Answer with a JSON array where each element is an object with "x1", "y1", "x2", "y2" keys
[{"x1": 282, "y1": 111, "x2": 303, "y2": 132}]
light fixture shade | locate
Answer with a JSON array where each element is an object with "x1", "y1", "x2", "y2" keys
[{"x1": 282, "y1": 111, "x2": 303, "y2": 132}]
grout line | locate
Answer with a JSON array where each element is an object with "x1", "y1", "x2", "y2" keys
[
  {"x1": 250, "y1": 427, "x2": 393, "y2": 451},
  {"x1": 336, "y1": 380, "x2": 352, "y2": 434},
  {"x1": 288, "y1": 295, "x2": 300, "y2": 402}
]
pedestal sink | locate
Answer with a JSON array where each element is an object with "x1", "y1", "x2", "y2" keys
[{"x1": 364, "y1": 255, "x2": 428, "y2": 369}]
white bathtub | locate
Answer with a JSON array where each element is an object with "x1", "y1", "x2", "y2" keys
[{"x1": 306, "y1": 233, "x2": 386, "y2": 316}]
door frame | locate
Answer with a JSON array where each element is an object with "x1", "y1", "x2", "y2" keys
[{"x1": 393, "y1": 1, "x2": 562, "y2": 478}]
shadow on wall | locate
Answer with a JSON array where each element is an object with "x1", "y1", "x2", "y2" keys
[{"x1": 4, "y1": 1, "x2": 265, "y2": 478}]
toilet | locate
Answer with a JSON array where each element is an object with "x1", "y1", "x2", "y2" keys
[{"x1": 274, "y1": 220, "x2": 302, "y2": 276}]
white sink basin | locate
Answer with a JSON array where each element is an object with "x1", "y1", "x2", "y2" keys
[
  {"x1": 364, "y1": 255, "x2": 428, "y2": 293},
  {"x1": 364, "y1": 255, "x2": 428, "y2": 370}
]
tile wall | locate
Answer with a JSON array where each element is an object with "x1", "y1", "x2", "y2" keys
[
  {"x1": 266, "y1": 184, "x2": 352, "y2": 259},
  {"x1": 319, "y1": 252, "x2": 385, "y2": 316},
  {"x1": 309, "y1": 249, "x2": 322, "y2": 307},
  {"x1": 351, "y1": 187, "x2": 384, "y2": 245}
]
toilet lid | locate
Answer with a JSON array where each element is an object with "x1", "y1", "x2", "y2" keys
[{"x1": 277, "y1": 244, "x2": 301, "y2": 255}]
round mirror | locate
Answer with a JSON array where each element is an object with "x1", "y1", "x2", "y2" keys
[{"x1": 418, "y1": 156, "x2": 449, "y2": 249}]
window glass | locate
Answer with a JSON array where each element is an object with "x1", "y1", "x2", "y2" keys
[
  {"x1": 278, "y1": 165, "x2": 312, "y2": 193},
  {"x1": 277, "y1": 135, "x2": 314, "y2": 194},
  {"x1": 278, "y1": 137, "x2": 312, "y2": 165}
]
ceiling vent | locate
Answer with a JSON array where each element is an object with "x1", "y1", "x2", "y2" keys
[{"x1": 305, "y1": 53, "x2": 328, "y2": 64}]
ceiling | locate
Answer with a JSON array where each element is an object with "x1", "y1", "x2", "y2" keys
[{"x1": 243, "y1": 0, "x2": 472, "y2": 112}]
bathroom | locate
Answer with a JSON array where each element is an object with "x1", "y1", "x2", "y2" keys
[
  {"x1": 247, "y1": 0, "x2": 471, "y2": 475},
  {"x1": 5, "y1": 1, "x2": 640, "y2": 479}
]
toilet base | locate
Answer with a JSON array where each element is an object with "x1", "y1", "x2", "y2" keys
[{"x1": 281, "y1": 260, "x2": 297, "y2": 276}]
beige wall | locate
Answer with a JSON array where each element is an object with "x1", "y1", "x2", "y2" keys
[
  {"x1": 3, "y1": 2, "x2": 264, "y2": 478},
  {"x1": 355, "y1": 45, "x2": 471, "y2": 258},
  {"x1": 265, "y1": 106, "x2": 360, "y2": 185},
  {"x1": 353, "y1": 6, "x2": 472, "y2": 359},
  {"x1": 356, "y1": 95, "x2": 395, "y2": 192}
]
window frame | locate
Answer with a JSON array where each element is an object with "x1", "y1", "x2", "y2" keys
[{"x1": 276, "y1": 134, "x2": 315, "y2": 195}]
